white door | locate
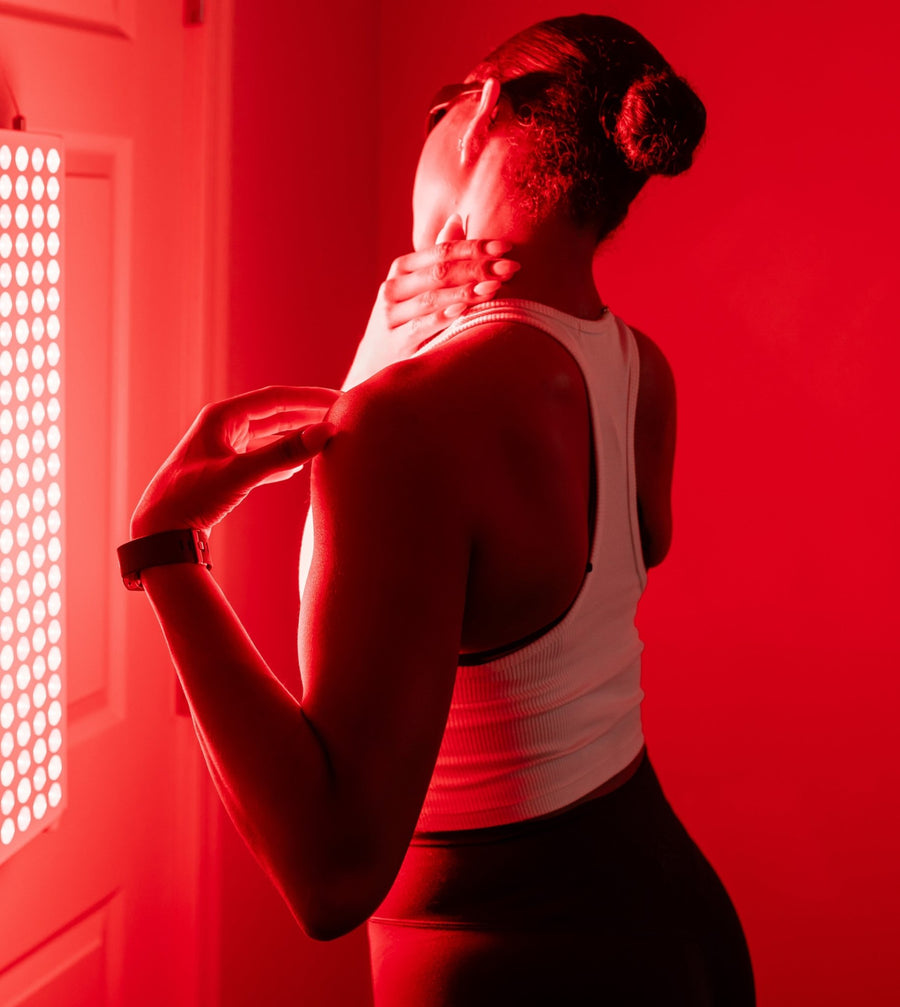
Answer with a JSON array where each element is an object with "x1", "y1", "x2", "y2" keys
[{"x1": 0, "y1": 2, "x2": 229, "y2": 1003}]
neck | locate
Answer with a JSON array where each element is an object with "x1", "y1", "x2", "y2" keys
[{"x1": 465, "y1": 206, "x2": 605, "y2": 320}]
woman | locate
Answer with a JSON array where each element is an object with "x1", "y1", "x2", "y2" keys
[{"x1": 122, "y1": 15, "x2": 755, "y2": 1006}]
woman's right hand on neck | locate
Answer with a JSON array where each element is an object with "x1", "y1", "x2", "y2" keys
[{"x1": 341, "y1": 214, "x2": 520, "y2": 390}]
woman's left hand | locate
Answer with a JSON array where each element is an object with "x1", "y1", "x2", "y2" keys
[{"x1": 130, "y1": 385, "x2": 340, "y2": 539}]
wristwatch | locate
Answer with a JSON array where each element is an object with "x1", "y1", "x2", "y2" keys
[{"x1": 116, "y1": 528, "x2": 212, "y2": 591}]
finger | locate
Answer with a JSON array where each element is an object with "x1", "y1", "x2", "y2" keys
[
  {"x1": 216, "y1": 385, "x2": 341, "y2": 423},
  {"x1": 233, "y1": 423, "x2": 337, "y2": 487},
  {"x1": 390, "y1": 237, "x2": 513, "y2": 278},
  {"x1": 435, "y1": 213, "x2": 466, "y2": 244},
  {"x1": 386, "y1": 279, "x2": 504, "y2": 328}
]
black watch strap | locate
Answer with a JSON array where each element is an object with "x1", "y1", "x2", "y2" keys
[{"x1": 117, "y1": 528, "x2": 212, "y2": 591}]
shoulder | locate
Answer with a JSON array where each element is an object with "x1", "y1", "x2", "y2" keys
[{"x1": 631, "y1": 326, "x2": 676, "y2": 414}]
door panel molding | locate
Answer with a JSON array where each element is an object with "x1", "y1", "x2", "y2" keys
[{"x1": 0, "y1": 0, "x2": 135, "y2": 39}]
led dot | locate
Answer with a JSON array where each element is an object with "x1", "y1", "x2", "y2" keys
[
  {"x1": 47, "y1": 699, "x2": 61, "y2": 726},
  {"x1": 0, "y1": 206, "x2": 7, "y2": 232},
  {"x1": 1, "y1": 818, "x2": 13, "y2": 844},
  {"x1": 45, "y1": 622, "x2": 58, "y2": 649},
  {"x1": 0, "y1": 294, "x2": 10, "y2": 319},
  {"x1": 47, "y1": 427, "x2": 60, "y2": 453},
  {"x1": 0, "y1": 675, "x2": 9, "y2": 699},
  {"x1": 0, "y1": 234, "x2": 9, "y2": 260},
  {"x1": 31, "y1": 147, "x2": 44, "y2": 172},
  {"x1": 14, "y1": 147, "x2": 27, "y2": 171},
  {"x1": 48, "y1": 754, "x2": 61, "y2": 781},
  {"x1": 30, "y1": 458, "x2": 44, "y2": 482},
  {"x1": 0, "y1": 147, "x2": 8, "y2": 170},
  {"x1": 32, "y1": 599, "x2": 45, "y2": 623},
  {"x1": 0, "y1": 790, "x2": 11, "y2": 815},
  {"x1": 0, "y1": 760, "x2": 12, "y2": 786},
  {"x1": 17, "y1": 805, "x2": 30, "y2": 832},
  {"x1": 47, "y1": 177, "x2": 60, "y2": 201},
  {"x1": 14, "y1": 585, "x2": 28, "y2": 609},
  {"x1": 31, "y1": 176, "x2": 45, "y2": 201},
  {"x1": 48, "y1": 645, "x2": 60, "y2": 671},
  {"x1": 47, "y1": 368, "x2": 60, "y2": 395},
  {"x1": 31, "y1": 346, "x2": 45, "y2": 371},
  {"x1": 16, "y1": 608, "x2": 29, "y2": 633},
  {"x1": 32, "y1": 545, "x2": 45, "y2": 569},
  {"x1": 14, "y1": 203, "x2": 28, "y2": 229},
  {"x1": 47, "y1": 205, "x2": 60, "y2": 230},
  {"x1": 0, "y1": 323, "x2": 9, "y2": 346},
  {"x1": 33, "y1": 793, "x2": 47, "y2": 819},
  {"x1": 15, "y1": 692, "x2": 29, "y2": 719},
  {"x1": 0, "y1": 416, "x2": 8, "y2": 439},
  {"x1": 32, "y1": 655, "x2": 45, "y2": 680},
  {"x1": 33, "y1": 737, "x2": 46, "y2": 762},
  {"x1": 48, "y1": 727, "x2": 61, "y2": 753},
  {"x1": 47, "y1": 232, "x2": 59, "y2": 256},
  {"x1": 15, "y1": 637, "x2": 28, "y2": 662},
  {"x1": 32, "y1": 319, "x2": 45, "y2": 345},
  {"x1": 47, "y1": 149, "x2": 61, "y2": 173},
  {"x1": 0, "y1": 469, "x2": 11, "y2": 493},
  {"x1": 33, "y1": 683, "x2": 46, "y2": 710},
  {"x1": 0, "y1": 730, "x2": 8, "y2": 755},
  {"x1": 0, "y1": 176, "x2": 9, "y2": 200},
  {"x1": 16, "y1": 762, "x2": 30, "y2": 792},
  {"x1": 15, "y1": 665, "x2": 28, "y2": 690},
  {"x1": 15, "y1": 262, "x2": 27, "y2": 288},
  {"x1": 31, "y1": 373, "x2": 45, "y2": 398},
  {"x1": 48, "y1": 483, "x2": 60, "y2": 507},
  {"x1": 47, "y1": 398, "x2": 60, "y2": 423},
  {"x1": 0, "y1": 386, "x2": 8, "y2": 408},
  {"x1": 32, "y1": 571, "x2": 46, "y2": 596},
  {"x1": 0, "y1": 558, "x2": 11, "y2": 582},
  {"x1": 15, "y1": 433, "x2": 28, "y2": 459},
  {"x1": 0, "y1": 441, "x2": 9, "y2": 465},
  {"x1": 0, "y1": 618, "x2": 10, "y2": 641},
  {"x1": 16, "y1": 719, "x2": 29, "y2": 747},
  {"x1": 0, "y1": 703, "x2": 11, "y2": 729},
  {"x1": 32, "y1": 489, "x2": 45, "y2": 513},
  {"x1": 15, "y1": 175, "x2": 27, "y2": 201},
  {"x1": 15, "y1": 378, "x2": 28, "y2": 402},
  {"x1": 32, "y1": 627, "x2": 46, "y2": 652},
  {"x1": 47, "y1": 342, "x2": 60, "y2": 367},
  {"x1": 15, "y1": 290, "x2": 28, "y2": 316},
  {"x1": 31, "y1": 204, "x2": 45, "y2": 230},
  {"x1": 0, "y1": 265, "x2": 8, "y2": 290},
  {"x1": 48, "y1": 782, "x2": 61, "y2": 807},
  {"x1": 0, "y1": 529, "x2": 10, "y2": 553},
  {"x1": 47, "y1": 511, "x2": 60, "y2": 535},
  {"x1": 31, "y1": 431, "x2": 45, "y2": 456},
  {"x1": 15, "y1": 234, "x2": 28, "y2": 257},
  {"x1": 31, "y1": 289, "x2": 45, "y2": 314},
  {"x1": 31, "y1": 233, "x2": 44, "y2": 257},
  {"x1": 14, "y1": 321, "x2": 26, "y2": 344},
  {"x1": 15, "y1": 552, "x2": 29, "y2": 576},
  {"x1": 47, "y1": 593, "x2": 60, "y2": 618},
  {"x1": 22, "y1": 406, "x2": 35, "y2": 431},
  {"x1": 33, "y1": 765, "x2": 46, "y2": 790},
  {"x1": 32, "y1": 515, "x2": 45, "y2": 540}
]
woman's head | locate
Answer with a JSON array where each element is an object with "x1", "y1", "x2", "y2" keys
[{"x1": 416, "y1": 15, "x2": 706, "y2": 245}]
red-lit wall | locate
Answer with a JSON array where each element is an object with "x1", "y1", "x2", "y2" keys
[{"x1": 223, "y1": 2, "x2": 899, "y2": 1005}]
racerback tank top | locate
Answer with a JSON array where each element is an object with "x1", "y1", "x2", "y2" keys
[{"x1": 299, "y1": 299, "x2": 647, "y2": 831}]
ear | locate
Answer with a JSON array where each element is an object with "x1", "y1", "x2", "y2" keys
[{"x1": 460, "y1": 78, "x2": 501, "y2": 168}]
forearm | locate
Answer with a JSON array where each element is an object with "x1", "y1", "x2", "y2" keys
[{"x1": 140, "y1": 562, "x2": 341, "y2": 928}]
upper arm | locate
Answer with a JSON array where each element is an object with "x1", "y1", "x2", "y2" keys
[
  {"x1": 296, "y1": 368, "x2": 470, "y2": 917},
  {"x1": 632, "y1": 328, "x2": 677, "y2": 568}
]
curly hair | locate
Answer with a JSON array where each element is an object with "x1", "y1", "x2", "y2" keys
[{"x1": 467, "y1": 15, "x2": 706, "y2": 240}]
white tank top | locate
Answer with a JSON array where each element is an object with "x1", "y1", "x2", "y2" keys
[{"x1": 299, "y1": 299, "x2": 647, "y2": 831}]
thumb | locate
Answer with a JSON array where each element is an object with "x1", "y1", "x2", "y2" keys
[
  {"x1": 436, "y1": 213, "x2": 466, "y2": 243},
  {"x1": 236, "y1": 422, "x2": 337, "y2": 486}
]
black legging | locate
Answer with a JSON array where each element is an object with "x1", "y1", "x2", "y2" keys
[{"x1": 369, "y1": 749, "x2": 755, "y2": 1006}]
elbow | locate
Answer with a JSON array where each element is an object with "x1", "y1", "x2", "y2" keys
[{"x1": 279, "y1": 865, "x2": 388, "y2": 943}]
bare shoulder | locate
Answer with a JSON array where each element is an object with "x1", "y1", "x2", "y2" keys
[{"x1": 631, "y1": 326, "x2": 676, "y2": 416}]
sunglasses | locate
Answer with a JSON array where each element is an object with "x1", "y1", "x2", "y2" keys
[{"x1": 424, "y1": 82, "x2": 486, "y2": 137}]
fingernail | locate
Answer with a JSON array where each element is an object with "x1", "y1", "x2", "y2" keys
[
  {"x1": 444, "y1": 302, "x2": 466, "y2": 318},
  {"x1": 489, "y1": 259, "x2": 521, "y2": 278},
  {"x1": 473, "y1": 280, "x2": 502, "y2": 296},
  {"x1": 484, "y1": 240, "x2": 513, "y2": 256}
]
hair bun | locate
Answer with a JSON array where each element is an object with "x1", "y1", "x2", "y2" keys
[{"x1": 612, "y1": 70, "x2": 706, "y2": 176}]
